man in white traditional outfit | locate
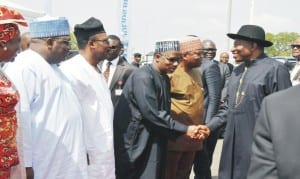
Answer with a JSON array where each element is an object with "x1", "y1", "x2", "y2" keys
[
  {"x1": 59, "y1": 17, "x2": 115, "y2": 179},
  {"x1": 4, "y1": 18, "x2": 88, "y2": 179}
]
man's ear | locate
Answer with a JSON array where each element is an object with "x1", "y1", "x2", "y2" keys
[
  {"x1": 251, "y1": 42, "x2": 258, "y2": 51},
  {"x1": 154, "y1": 53, "x2": 162, "y2": 63},
  {"x1": 46, "y1": 38, "x2": 55, "y2": 48}
]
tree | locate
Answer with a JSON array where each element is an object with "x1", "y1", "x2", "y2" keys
[
  {"x1": 265, "y1": 32, "x2": 299, "y2": 57},
  {"x1": 70, "y1": 31, "x2": 78, "y2": 50}
]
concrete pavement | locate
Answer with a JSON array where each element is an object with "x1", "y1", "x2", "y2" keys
[{"x1": 190, "y1": 139, "x2": 223, "y2": 179}]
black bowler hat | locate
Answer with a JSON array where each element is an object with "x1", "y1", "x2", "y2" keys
[
  {"x1": 74, "y1": 17, "x2": 106, "y2": 41},
  {"x1": 227, "y1": 25, "x2": 273, "y2": 47}
]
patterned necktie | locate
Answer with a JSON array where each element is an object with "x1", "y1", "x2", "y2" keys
[{"x1": 104, "y1": 61, "x2": 111, "y2": 82}]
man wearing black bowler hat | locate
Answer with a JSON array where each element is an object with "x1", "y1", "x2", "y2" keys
[{"x1": 206, "y1": 24, "x2": 291, "y2": 179}]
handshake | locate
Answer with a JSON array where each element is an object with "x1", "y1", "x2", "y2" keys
[{"x1": 186, "y1": 125, "x2": 210, "y2": 140}]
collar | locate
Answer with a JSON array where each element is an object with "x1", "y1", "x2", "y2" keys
[
  {"x1": 245, "y1": 53, "x2": 267, "y2": 67},
  {"x1": 105, "y1": 57, "x2": 119, "y2": 66}
]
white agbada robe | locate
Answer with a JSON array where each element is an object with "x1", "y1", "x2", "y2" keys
[
  {"x1": 4, "y1": 50, "x2": 88, "y2": 179},
  {"x1": 59, "y1": 54, "x2": 115, "y2": 179}
]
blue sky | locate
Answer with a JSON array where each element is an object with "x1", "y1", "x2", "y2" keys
[{"x1": 9, "y1": 0, "x2": 299, "y2": 60}]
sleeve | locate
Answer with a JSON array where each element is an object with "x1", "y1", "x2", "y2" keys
[
  {"x1": 11, "y1": 68, "x2": 38, "y2": 167},
  {"x1": 247, "y1": 98, "x2": 278, "y2": 179},
  {"x1": 204, "y1": 63, "x2": 222, "y2": 123},
  {"x1": 206, "y1": 101, "x2": 228, "y2": 133},
  {"x1": 272, "y1": 63, "x2": 292, "y2": 92},
  {"x1": 131, "y1": 72, "x2": 188, "y2": 134}
]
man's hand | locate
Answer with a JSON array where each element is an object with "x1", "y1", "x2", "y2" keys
[
  {"x1": 186, "y1": 125, "x2": 210, "y2": 140},
  {"x1": 26, "y1": 167, "x2": 34, "y2": 179}
]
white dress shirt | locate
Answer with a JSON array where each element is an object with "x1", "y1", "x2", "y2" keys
[
  {"x1": 102, "y1": 57, "x2": 119, "y2": 87},
  {"x1": 290, "y1": 61, "x2": 300, "y2": 86}
]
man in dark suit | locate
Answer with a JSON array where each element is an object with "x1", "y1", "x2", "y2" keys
[
  {"x1": 193, "y1": 40, "x2": 222, "y2": 179},
  {"x1": 114, "y1": 39, "x2": 210, "y2": 179},
  {"x1": 202, "y1": 40, "x2": 231, "y2": 102},
  {"x1": 247, "y1": 85, "x2": 300, "y2": 179},
  {"x1": 99, "y1": 34, "x2": 136, "y2": 107}
]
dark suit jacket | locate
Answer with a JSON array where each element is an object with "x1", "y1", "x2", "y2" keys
[
  {"x1": 227, "y1": 62, "x2": 234, "y2": 74},
  {"x1": 200, "y1": 58, "x2": 222, "y2": 123},
  {"x1": 114, "y1": 64, "x2": 188, "y2": 179},
  {"x1": 99, "y1": 58, "x2": 136, "y2": 107},
  {"x1": 248, "y1": 85, "x2": 299, "y2": 179},
  {"x1": 215, "y1": 60, "x2": 231, "y2": 101}
]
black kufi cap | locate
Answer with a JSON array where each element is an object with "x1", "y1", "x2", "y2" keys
[{"x1": 74, "y1": 17, "x2": 105, "y2": 41}]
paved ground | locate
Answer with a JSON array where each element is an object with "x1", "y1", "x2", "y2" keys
[{"x1": 190, "y1": 139, "x2": 223, "y2": 179}]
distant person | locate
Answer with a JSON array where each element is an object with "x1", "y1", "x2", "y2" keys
[
  {"x1": 193, "y1": 39, "x2": 222, "y2": 179},
  {"x1": 60, "y1": 17, "x2": 115, "y2": 179},
  {"x1": 20, "y1": 32, "x2": 31, "y2": 51},
  {"x1": 114, "y1": 39, "x2": 210, "y2": 179},
  {"x1": 247, "y1": 85, "x2": 300, "y2": 179},
  {"x1": 131, "y1": 52, "x2": 141, "y2": 67},
  {"x1": 0, "y1": 6, "x2": 27, "y2": 179},
  {"x1": 119, "y1": 43, "x2": 128, "y2": 62},
  {"x1": 219, "y1": 52, "x2": 234, "y2": 73},
  {"x1": 99, "y1": 34, "x2": 136, "y2": 107},
  {"x1": 4, "y1": 17, "x2": 88, "y2": 179},
  {"x1": 207, "y1": 24, "x2": 291, "y2": 179},
  {"x1": 289, "y1": 37, "x2": 300, "y2": 86},
  {"x1": 165, "y1": 36, "x2": 205, "y2": 179}
]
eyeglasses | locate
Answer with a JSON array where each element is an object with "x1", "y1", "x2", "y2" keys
[
  {"x1": 92, "y1": 39, "x2": 109, "y2": 44},
  {"x1": 291, "y1": 45, "x2": 300, "y2": 49},
  {"x1": 203, "y1": 48, "x2": 217, "y2": 53}
]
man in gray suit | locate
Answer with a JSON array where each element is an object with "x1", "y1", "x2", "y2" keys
[
  {"x1": 99, "y1": 35, "x2": 136, "y2": 107},
  {"x1": 193, "y1": 39, "x2": 222, "y2": 179},
  {"x1": 248, "y1": 85, "x2": 300, "y2": 179},
  {"x1": 202, "y1": 39, "x2": 231, "y2": 102}
]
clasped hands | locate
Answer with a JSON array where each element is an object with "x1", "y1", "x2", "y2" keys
[{"x1": 186, "y1": 125, "x2": 210, "y2": 140}]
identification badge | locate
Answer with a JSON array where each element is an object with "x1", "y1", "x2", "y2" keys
[{"x1": 115, "y1": 89, "x2": 122, "y2": 96}]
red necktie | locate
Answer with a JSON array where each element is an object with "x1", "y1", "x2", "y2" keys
[{"x1": 104, "y1": 61, "x2": 111, "y2": 82}]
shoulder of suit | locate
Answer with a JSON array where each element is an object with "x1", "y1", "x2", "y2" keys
[{"x1": 265, "y1": 85, "x2": 298, "y2": 104}]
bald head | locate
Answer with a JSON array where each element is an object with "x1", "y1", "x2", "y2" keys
[
  {"x1": 291, "y1": 37, "x2": 300, "y2": 60},
  {"x1": 202, "y1": 39, "x2": 217, "y2": 60}
]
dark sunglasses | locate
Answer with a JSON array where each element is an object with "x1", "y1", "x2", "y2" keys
[
  {"x1": 291, "y1": 45, "x2": 300, "y2": 49},
  {"x1": 203, "y1": 48, "x2": 217, "y2": 52}
]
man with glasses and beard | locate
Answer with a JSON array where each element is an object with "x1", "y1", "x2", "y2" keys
[
  {"x1": 99, "y1": 34, "x2": 136, "y2": 107},
  {"x1": 59, "y1": 17, "x2": 115, "y2": 179},
  {"x1": 4, "y1": 17, "x2": 89, "y2": 179}
]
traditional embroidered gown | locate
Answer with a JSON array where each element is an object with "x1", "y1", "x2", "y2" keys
[{"x1": 0, "y1": 69, "x2": 19, "y2": 179}]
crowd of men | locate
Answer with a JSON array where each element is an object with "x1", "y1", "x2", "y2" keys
[{"x1": 2, "y1": 5, "x2": 300, "y2": 179}]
